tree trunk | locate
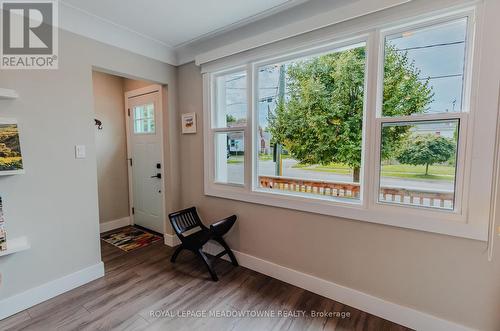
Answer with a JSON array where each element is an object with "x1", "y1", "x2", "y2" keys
[
  {"x1": 353, "y1": 167, "x2": 360, "y2": 183},
  {"x1": 425, "y1": 163, "x2": 429, "y2": 175}
]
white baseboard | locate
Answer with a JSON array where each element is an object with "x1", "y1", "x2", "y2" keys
[
  {"x1": 164, "y1": 233, "x2": 180, "y2": 247},
  {"x1": 0, "y1": 262, "x2": 105, "y2": 320},
  {"x1": 99, "y1": 216, "x2": 131, "y2": 233},
  {"x1": 203, "y1": 242, "x2": 473, "y2": 331}
]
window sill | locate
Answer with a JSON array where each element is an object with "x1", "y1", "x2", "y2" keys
[{"x1": 205, "y1": 184, "x2": 488, "y2": 242}]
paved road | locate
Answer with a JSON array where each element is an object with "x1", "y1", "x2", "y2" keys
[{"x1": 227, "y1": 159, "x2": 454, "y2": 191}]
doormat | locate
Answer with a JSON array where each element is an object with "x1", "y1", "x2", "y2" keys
[{"x1": 101, "y1": 226, "x2": 162, "y2": 252}]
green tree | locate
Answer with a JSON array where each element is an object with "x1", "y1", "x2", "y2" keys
[
  {"x1": 397, "y1": 134, "x2": 455, "y2": 175},
  {"x1": 226, "y1": 114, "x2": 237, "y2": 125},
  {"x1": 269, "y1": 46, "x2": 433, "y2": 182}
]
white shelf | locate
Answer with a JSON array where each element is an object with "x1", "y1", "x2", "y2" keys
[
  {"x1": 0, "y1": 88, "x2": 19, "y2": 99},
  {"x1": 0, "y1": 236, "x2": 30, "y2": 257}
]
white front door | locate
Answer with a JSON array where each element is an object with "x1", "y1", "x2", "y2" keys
[{"x1": 126, "y1": 87, "x2": 164, "y2": 233}]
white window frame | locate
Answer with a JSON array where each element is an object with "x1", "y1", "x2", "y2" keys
[
  {"x1": 205, "y1": 67, "x2": 250, "y2": 187},
  {"x1": 370, "y1": 11, "x2": 476, "y2": 220},
  {"x1": 203, "y1": 6, "x2": 489, "y2": 241},
  {"x1": 133, "y1": 102, "x2": 156, "y2": 135},
  {"x1": 251, "y1": 37, "x2": 370, "y2": 208}
]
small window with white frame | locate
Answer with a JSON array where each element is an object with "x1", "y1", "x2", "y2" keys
[
  {"x1": 211, "y1": 70, "x2": 247, "y2": 185},
  {"x1": 133, "y1": 103, "x2": 155, "y2": 134}
]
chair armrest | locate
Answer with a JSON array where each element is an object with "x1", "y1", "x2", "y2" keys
[{"x1": 210, "y1": 215, "x2": 237, "y2": 237}]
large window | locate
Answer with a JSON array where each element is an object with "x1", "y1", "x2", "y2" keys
[
  {"x1": 256, "y1": 43, "x2": 366, "y2": 202},
  {"x1": 203, "y1": 9, "x2": 493, "y2": 240}
]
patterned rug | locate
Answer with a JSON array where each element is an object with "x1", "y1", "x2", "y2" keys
[{"x1": 101, "y1": 227, "x2": 162, "y2": 252}]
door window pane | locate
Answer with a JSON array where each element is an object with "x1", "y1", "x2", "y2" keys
[
  {"x1": 215, "y1": 132, "x2": 244, "y2": 184},
  {"x1": 134, "y1": 103, "x2": 155, "y2": 134},
  {"x1": 383, "y1": 18, "x2": 468, "y2": 116},
  {"x1": 379, "y1": 120, "x2": 459, "y2": 209},
  {"x1": 214, "y1": 71, "x2": 247, "y2": 128},
  {"x1": 257, "y1": 44, "x2": 366, "y2": 202}
]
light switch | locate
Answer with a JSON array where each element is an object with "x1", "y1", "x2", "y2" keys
[{"x1": 75, "y1": 145, "x2": 86, "y2": 159}]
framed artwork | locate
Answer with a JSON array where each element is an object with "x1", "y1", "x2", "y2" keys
[
  {"x1": 0, "y1": 118, "x2": 24, "y2": 175},
  {"x1": 181, "y1": 113, "x2": 197, "y2": 134}
]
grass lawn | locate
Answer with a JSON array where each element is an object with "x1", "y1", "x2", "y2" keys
[
  {"x1": 292, "y1": 162, "x2": 455, "y2": 181},
  {"x1": 381, "y1": 164, "x2": 454, "y2": 181},
  {"x1": 381, "y1": 164, "x2": 454, "y2": 175},
  {"x1": 293, "y1": 163, "x2": 352, "y2": 175},
  {"x1": 246, "y1": 155, "x2": 456, "y2": 181},
  {"x1": 258, "y1": 154, "x2": 292, "y2": 161},
  {"x1": 259, "y1": 154, "x2": 273, "y2": 161},
  {"x1": 227, "y1": 155, "x2": 244, "y2": 164}
]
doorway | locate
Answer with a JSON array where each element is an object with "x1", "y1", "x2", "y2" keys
[
  {"x1": 125, "y1": 86, "x2": 165, "y2": 234},
  {"x1": 92, "y1": 71, "x2": 166, "y2": 236}
]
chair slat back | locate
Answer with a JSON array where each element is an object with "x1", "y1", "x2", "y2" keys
[{"x1": 169, "y1": 207, "x2": 203, "y2": 235}]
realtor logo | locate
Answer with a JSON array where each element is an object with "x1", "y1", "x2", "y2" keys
[{"x1": 1, "y1": 0, "x2": 58, "y2": 69}]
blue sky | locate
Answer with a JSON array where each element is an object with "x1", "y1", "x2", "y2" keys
[{"x1": 387, "y1": 17, "x2": 467, "y2": 114}]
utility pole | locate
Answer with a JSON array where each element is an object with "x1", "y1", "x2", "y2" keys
[{"x1": 275, "y1": 65, "x2": 286, "y2": 177}]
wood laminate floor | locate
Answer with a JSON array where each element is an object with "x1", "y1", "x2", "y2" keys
[{"x1": 1, "y1": 234, "x2": 413, "y2": 331}]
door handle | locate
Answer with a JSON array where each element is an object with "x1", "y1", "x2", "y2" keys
[{"x1": 151, "y1": 173, "x2": 162, "y2": 179}]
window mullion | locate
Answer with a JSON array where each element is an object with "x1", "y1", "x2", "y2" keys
[
  {"x1": 246, "y1": 63, "x2": 255, "y2": 191},
  {"x1": 363, "y1": 31, "x2": 381, "y2": 210},
  {"x1": 378, "y1": 112, "x2": 467, "y2": 124},
  {"x1": 212, "y1": 127, "x2": 246, "y2": 133}
]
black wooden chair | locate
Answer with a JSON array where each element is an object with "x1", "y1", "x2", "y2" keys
[{"x1": 168, "y1": 207, "x2": 238, "y2": 281}]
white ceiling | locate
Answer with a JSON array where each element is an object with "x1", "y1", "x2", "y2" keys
[
  {"x1": 60, "y1": 0, "x2": 303, "y2": 48},
  {"x1": 57, "y1": 0, "x2": 411, "y2": 65}
]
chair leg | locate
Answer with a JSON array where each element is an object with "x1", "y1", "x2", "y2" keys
[
  {"x1": 215, "y1": 238, "x2": 238, "y2": 267},
  {"x1": 196, "y1": 248, "x2": 219, "y2": 281},
  {"x1": 170, "y1": 245, "x2": 184, "y2": 263}
]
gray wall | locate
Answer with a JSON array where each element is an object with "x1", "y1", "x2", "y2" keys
[
  {"x1": 92, "y1": 72, "x2": 157, "y2": 225},
  {"x1": 0, "y1": 29, "x2": 178, "y2": 299},
  {"x1": 123, "y1": 79, "x2": 155, "y2": 93},
  {"x1": 92, "y1": 71, "x2": 129, "y2": 224}
]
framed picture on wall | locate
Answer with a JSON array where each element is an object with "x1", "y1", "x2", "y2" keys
[
  {"x1": 0, "y1": 118, "x2": 24, "y2": 175},
  {"x1": 181, "y1": 113, "x2": 197, "y2": 134}
]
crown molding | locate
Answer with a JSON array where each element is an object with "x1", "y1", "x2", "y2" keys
[
  {"x1": 190, "y1": 0, "x2": 412, "y2": 66},
  {"x1": 59, "y1": 1, "x2": 178, "y2": 65},
  {"x1": 57, "y1": 0, "x2": 306, "y2": 67},
  {"x1": 57, "y1": 0, "x2": 413, "y2": 67},
  {"x1": 172, "y1": 0, "x2": 309, "y2": 49}
]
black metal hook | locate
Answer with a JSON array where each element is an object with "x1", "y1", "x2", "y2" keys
[{"x1": 94, "y1": 119, "x2": 103, "y2": 130}]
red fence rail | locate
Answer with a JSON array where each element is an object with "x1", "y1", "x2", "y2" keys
[{"x1": 258, "y1": 175, "x2": 454, "y2": 207}]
